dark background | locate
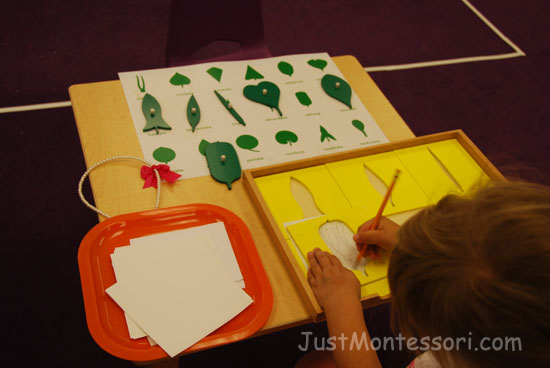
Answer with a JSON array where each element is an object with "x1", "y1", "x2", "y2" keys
[{"x1": 1, "y1": 0, "x2": 548, "y2": 367}]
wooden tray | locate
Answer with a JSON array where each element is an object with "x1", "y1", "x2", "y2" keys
[{"x1": 243, "y1": 130, "x2": 504, "y2": 321}]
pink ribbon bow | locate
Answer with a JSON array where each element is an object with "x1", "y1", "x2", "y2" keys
[{"x1": 140, "y1": 164, "x2": 182, "y2": 189}]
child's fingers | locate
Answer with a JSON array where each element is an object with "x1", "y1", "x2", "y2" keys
[
  {"x1": 327, "y1": 253, "x2": 343, "y2": 268},
  {"x1": 354, "y1": 230, "x2": 381, "y2": 244},
  {"x1": 307, "y1": 250, "x2": 322, "y2": 276},
  {"x1": 353, "y1": 230, "x2": 392, "y2": 251},
  {"x1": 355, "y1": 243, "x2": 374, "y2": 259},
  {"x1": 307, "y1": 268, "x2": 316, "y2": 287},
  {"x1": 357, "y1": 219, "x2": 374, "y2": 233},
  {"x1": 369, "y1": 250, "x2": 382, "y2": 261},
  {"x1": 313, "y1": 248, "x2": 332, "y2": 270},
  {"x1": 365, "y1": 246, "x2": 380, "y2": 260}
]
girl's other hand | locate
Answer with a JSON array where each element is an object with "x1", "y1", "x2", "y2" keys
[{"x1": 307, "y1": 248, "x2": 360, "y2": 310}]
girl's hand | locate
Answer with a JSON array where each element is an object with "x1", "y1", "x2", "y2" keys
[
  {"x1": 307, "y1": 248, "x2": 360, "y2": 310},
  {"x1": 307, "y1": 249, "x2": 383, "y2": 368},
  {"x1": 353, "y1": 216, "x2": 400, "y2": 253}
]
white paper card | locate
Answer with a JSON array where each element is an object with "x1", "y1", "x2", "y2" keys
[
  {"x1": 106, "y1": 234, "x2": 252, "y2": 357},
  {"x1": 110, "y1": 252, "x2": 148, "y2": 339},
  {"x1": 128, "y1": 222, "x2": 244, "y2": 287}
]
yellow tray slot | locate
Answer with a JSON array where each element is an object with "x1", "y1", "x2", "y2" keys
[
  {"x1": 327, "y1": 152, "x2": 430, "y2": 214},
  {"x1": 426, "y1": 139, "x2": 490, "y2": 193},
  {"x1": 256, "y1": 165, "x2": 352, "y2": 239}
]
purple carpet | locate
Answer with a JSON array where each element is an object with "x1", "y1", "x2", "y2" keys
[{"x1": 1, "y1": 0, "x2": 549, "y2": 367}]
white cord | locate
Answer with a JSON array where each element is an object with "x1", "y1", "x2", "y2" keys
[{"x1": 78, "y1": 155, "x2": 160, "y2": 218}]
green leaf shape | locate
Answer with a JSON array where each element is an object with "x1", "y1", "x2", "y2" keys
[
  {"x1": 141, "y1": 93, "x2": 172, "y2": 134},
  {"x1": 169, "y1": 72, "x2": 191, "y2": 87},
  {"x1": 352, "y1": 119, "x2": 368, "y2": 137},
  {"x1": 275, "y1": 130, "x2": 298, "y2": 146},
  {"x1": 321, "y1": 74, "x2": 352, "y2": 108},
  {"x1": 245, "y1": 65, "x2": 264, "y2": 80},
  {"x1": 295, "y1": 91, "x2": 312, "y2": 107},
  {"x1": 243, "y1": 81, "x2": 282, "y2": 116},
  {"x1": 214, "y1": 90, "x2": 246, "y2": 126},
  {"x1": 236, "y1": 135, "x2": 260, "y2": 152},
  {"x1": 136, "y1": 75, "x2": 145, "y2": 92},
  {"x1": 320, "y1": 125, "x2": 336, "y2": 142},
  {"x1": 277, "y1": 61, "x2": 294, "y2": 77},
  {"x1": 204, "y1": 142, "x2": 241, "y2": 190},
  {"x1": 307, "y1": 59, "x2": 328, "y2": 71},
  {"x1": 153, "y1": 147, "x2": 176, "y2": 164},
  {"x1": 186, "y1": 94, "x2": 201, "y2": 132},
  {"x1": 207, "y1": 67, "x2": 223, "y2": 82},
  {"x1": 198, "y1": 139, "x2": 210, "y2": 156}
]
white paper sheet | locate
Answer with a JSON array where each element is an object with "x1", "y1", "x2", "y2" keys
[
  {"x1": 110, "y1": 252, "x2": 148, "y2": 339},
  {"x1": 128, "y1": 222, "x2": 244, "y2": 287},
  {"x1": 106, "y1": 234, "x2": 252, "y2": 357}
]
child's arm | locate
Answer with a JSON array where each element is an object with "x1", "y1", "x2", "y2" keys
[{"x1": 307, "y1": 248, "x2": 382, "y2": 368}]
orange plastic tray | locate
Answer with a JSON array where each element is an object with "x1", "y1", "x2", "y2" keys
[{"x1": 78, "y1": 204, "x2": 273, "y2": 361}]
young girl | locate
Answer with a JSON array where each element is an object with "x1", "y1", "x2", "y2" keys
[{"x1": 298, "y1": 181, "x2": 550, "y2": 367}]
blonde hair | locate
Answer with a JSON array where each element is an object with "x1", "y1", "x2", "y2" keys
[{"x1": 388, "y1": 181, "x2": 550, "y2": 367}]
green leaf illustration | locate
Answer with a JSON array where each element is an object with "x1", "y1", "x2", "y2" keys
[
  {"x1": 277, "y1": 61, "x2": 294, "y2": 77},
  {"x1": 198, "y1": 139, "x2": 210, "y2": 156},
  {"x1": 153, "y1": 147, "x2": 176, "y2": 164},
  {"x1": 245, "y1": 65, "x2": 264, "y2": 80},
  {"x1": 295, "y1": 91, "x2": 312, "y2": 107},
  {"x1": 204, "y1": 142, "x2": 242, "y2": 190},
  {"x1": 169, "y1": 72, "x2": 191, "y2": 87},
  {"x1": 236, "y1": 135, "x2": 260, "y2": 152},
  {"x1": 275, "y1": 130, "x2": 298, "y2": 146},
  {"x1": 141, "y1": 93, "x2": 172, "y2": 134},
  {"x1": 207, "y1": 67, "x2": 223, "y2": 82},
  {"x1": 321, "y1": 74, "x2": 352, "y2": 108},
  {"x1": 214, "y1": 90, "x2": 246, "y2": 126},
  {"x1": 136, "y1": 75, "x2": 145, "y2": 92},
  {"x1": 243, "y1": 81, "x2": 282, "y2": 116},
  {"x1": 307, "y1": 59, "x2": 328, "y2": 71},
  {"x1": 320, "y1": 125, "x2": 336, "y2": 142},
  {"x1": 352, "y1": 119, "x2": 368, "y2": 137},
  {"x1": 186, "y1": 94, "x2": 201, "y2": 132}
]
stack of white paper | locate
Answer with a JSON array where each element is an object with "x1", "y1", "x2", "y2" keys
[{"x1": 106, "y1": 223, "x2": 252, "y2": 357}]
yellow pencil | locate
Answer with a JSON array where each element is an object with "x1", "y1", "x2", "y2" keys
[{"x1": 356, "y1": 169, "x2": 401, "y2": 262}]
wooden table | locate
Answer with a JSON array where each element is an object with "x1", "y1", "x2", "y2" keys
[{"x1": 69, "y1": 55, "x2": 414, "y2": 337}]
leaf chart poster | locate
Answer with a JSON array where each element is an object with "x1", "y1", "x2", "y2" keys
[{"x1": 119, "y1": 53, "x2": 388, "y2": 179}]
